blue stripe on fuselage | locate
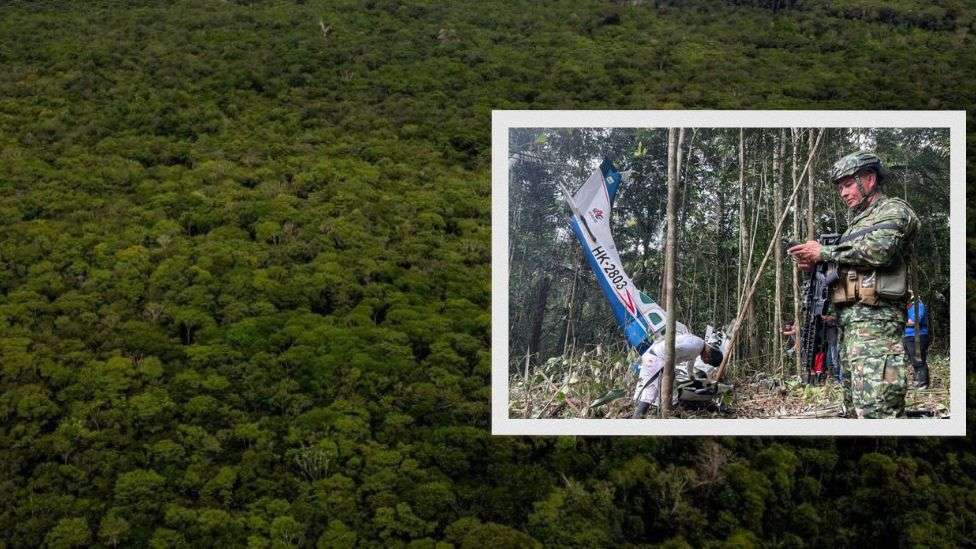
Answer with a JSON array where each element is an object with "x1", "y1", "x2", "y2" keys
[{"x1": 569, "y1": 216, "x2": 650, "y2": 351}]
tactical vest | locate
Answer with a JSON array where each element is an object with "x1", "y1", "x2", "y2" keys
[{"x1": 830, "y1": 222, "x2": 908, "y2": 307}]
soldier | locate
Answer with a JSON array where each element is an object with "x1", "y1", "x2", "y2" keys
[{"x1": 788, "y1": 151, "x2": 919, "y2": 418}]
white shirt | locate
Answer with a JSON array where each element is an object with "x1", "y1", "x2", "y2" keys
[{"x1": 634, "y1": 334, "x2": 705, "y2": 404}]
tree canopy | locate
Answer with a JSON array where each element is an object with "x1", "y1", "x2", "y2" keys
[{"x1": 0, "y1": 0, "x2": 973, "y2": 547}]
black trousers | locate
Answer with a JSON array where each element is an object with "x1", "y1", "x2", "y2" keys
[{"x1": 903, "y1": 334, "x2": 931, "y2": 372}]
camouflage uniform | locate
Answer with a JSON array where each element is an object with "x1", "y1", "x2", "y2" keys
[{"x1": 820, "y1": 193, "x2": 919, "y2": 418}]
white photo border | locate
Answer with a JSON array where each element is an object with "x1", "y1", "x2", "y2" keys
[{"x1": 492, "y1": 110, "x2": 966, "y2": 436}]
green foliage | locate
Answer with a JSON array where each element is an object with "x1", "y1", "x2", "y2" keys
[
  {"x1": 444, "y1": 517, "x2": 542, "y2": 548},
  {"x1": 317, "y1": 520, "x2": 357, "y2": 548},
  {"x1": 44, "y1": 517, "x2": 91, "y2": 549},
  {"x1": 115, "y1": 469, "x2": 167, "y2": 512},
  {"x1": 98, "y1": 511, "x2": 131, "y2": 548},
  {"x1": 527, "y1": 479, "x2": 621, "y2": 546},
  {"x1": 0, "y1": 0, "x2": 972, "y2": 547}
]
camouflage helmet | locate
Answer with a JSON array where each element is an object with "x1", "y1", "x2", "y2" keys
[{"x1": 829, "y1": 151, "x2": 888, "y2": 185}]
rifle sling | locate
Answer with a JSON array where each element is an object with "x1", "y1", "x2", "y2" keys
[{"x1": 836, "y1": 222, "x2": 900, "y2": 245}]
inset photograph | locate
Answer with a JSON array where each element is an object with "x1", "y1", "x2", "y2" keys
[{"x1": 491, "y1": 111, "x2": 965, "y2": 436}]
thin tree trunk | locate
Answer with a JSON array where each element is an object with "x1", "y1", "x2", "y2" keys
[
  {"x1": 745, "y1": 144, "x2": 766, "y2": 358},
  {"x1": 714, "y1": 171, "x2": 724, "y2": 326},
  {"x1": 737, "y1": 129, "x2": 748, "y2": 363},
  {"x1": 774, "y1": 129, "x2": 784, "y2": 377},
  {"x1": 661, "y1": 128, "x2": 680, "y2": 417},
  {"x1": 673, "y1": 127, "x2": 686, "y2": 317},
  {"x1": 528, "y1": 273, "x2": 551, "y2": 359},
  {"x1": 661, "y1": 128, "x2": 687, "y2": 308},
  {"x1": 524, "y1": 347, "x2": 532, "y2": 418},
  {"x1": 677, "y1": 128, "x2": 698, "y2": 250},
  {"x1": 562, "y1": 250, "x2": 582, "y2": 357},
  {"x1": 688, "y1": 242, "x2": 699, "y2": 329},
  {"x1": 791, "y1": 128, "x2": 802, "y2": 378},
  {"x1": 807, "y1": 129, "x2": 816, "y2": 240}
]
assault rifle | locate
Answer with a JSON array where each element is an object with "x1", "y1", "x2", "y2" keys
[{"x1": 798, "y1": 233, "x2": 840, "y2": 384}]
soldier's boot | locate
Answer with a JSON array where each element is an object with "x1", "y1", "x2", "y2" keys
[{"x1": 914, "y1": 363, "x2": 929, "y2": 389}]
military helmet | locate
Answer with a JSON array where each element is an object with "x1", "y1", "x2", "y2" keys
[{"x1": 829, "y1": 151, "x2": 888, "y2": 184}]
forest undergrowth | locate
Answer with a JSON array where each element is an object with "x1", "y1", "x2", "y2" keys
[{"x1": 511, "y1": 351, "x2": 950, "y2": 420}]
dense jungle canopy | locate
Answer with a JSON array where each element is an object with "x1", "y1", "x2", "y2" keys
[{"x1": 1, "y1": 0, "x2": 974, "y2": 547}]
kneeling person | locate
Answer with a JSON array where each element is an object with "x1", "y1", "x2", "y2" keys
[{"x1": 633, "y1": 333, "x2": 724, "y2": 418}]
